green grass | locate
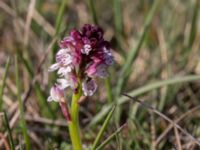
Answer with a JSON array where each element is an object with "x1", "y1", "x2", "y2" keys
[
  {"x1": 3, "y1": 111, "x2": 15, "y2": 150},
  {"x1": 89, "y1": 0, "x2": 98, "y2": 24},
  {"x1": 17, "y1": 50, "x2": 55, "y2": 118},
  {"x1": 0, "y1": 57, "x2": 10, "y2": 111},
  {"x1": 1, "y1": 0, "x2": 200, "y2": 149},
  {"x1": 113, "y1": 0, "x2": 123, "y2": 35},
  {"x1": 188, "y1": 0, "x2": 199, "y2": 49},
  {"x1": 96, "y1": 123, "x2": 126, "y2": 150},
  {"x1": 115, "y1": 0, "x2": 161, "y2": 98},
  {"x1": 15, "y1": 56, "x2": 30, "y2": 150},
  {"x1": 90, "y1": 75, "x2": 200, "y2": 126},
  {"x1": 52, "y1": 0, "x2": 68, "y2": 57},
  {"x1": 92, "y1": 105, "x2": 116, "y2": 149}
]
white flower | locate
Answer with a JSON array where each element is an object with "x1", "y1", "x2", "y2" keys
[
  {"x1": 48, "y1": 48, "x2": 73, "y2": 73},
  {"x1": 57, "y1": 74, "x2": 77, "y2": 90},
  {"x1": 56, "y1": 48, "x2": 73, "y2": 66},
  {"x1": 48, "y1": 63, "x2": 59, "y2": 72},
  {"x1": 82, "y1": 79, "x2": 97, "y2": 96},
  {"x1": 57, "y1": 78, "x2": 71, "y2": 89},
  {"x1": 81, "y1": 44, "x2": 92, "y2": 55},
  {"x1": 57, "y1": 66, "x2": 72, "y2": 76},
  {"x1": 47, "y1": 85, "x2": 64, "y2": 102}
]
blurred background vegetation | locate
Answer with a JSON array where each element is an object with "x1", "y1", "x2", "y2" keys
[{"x1": 0, "y1": 0, "x2": 200, "y2": 149}]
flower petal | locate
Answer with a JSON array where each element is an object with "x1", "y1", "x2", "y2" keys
[
  {"x1": 82, "y1": 79, "x2": 97, "y2": 96},
  {"x1": 85, "y1": 63, "x2": 97, "y2": 77},
  {"x1": 48, "y1": 63, "x2": 59, "y2": 72},
  {"x1": 48, "y1": 85, "x2": 64, "y2": 102},
  {"x1": 57, "y1": 78, "x2": 70, "y2": 89},
  {"x1": 47, "y1": 96, "x2": 53, "y2": 102},
  {"x1": 57, "y1": 66, "x2": 72, "y2": 76},
  {"x1": 56, "y1": 49, "x2": 73, "y2": 66},
  {"x1": 95, "y1": 63, "x2": 108, "y2": 78},
  {"x1": 81, "y1": 44, "x2": 92, "y2": 55}
]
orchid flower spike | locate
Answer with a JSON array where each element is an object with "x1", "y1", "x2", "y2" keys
[{"x1": 48, "y1": 24, "x2": 114, "y2": 101}]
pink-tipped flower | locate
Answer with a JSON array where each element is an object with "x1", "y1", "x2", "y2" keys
[
  {"x1": 86, "y1": 63, "x2": 108, "y2": 78},
  {"x1": 48, "y1": 24, "x2": 114, "y2": 99},
  {"x1": 48, "y1": 85, "x2": 71, "y2": 121},
  {"x1": 47, "y1": 85, "x2": 64, "y2": 102}
]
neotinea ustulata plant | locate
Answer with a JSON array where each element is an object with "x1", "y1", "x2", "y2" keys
[{"x1": 48, "y1": 24, "x2": 114, "y2": 150}]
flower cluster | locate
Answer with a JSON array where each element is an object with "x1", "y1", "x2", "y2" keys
[{"x1": 48, "y1": 24, "x2": 113, "y2": 102}]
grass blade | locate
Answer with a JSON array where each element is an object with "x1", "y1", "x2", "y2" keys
[
  {"x1": 17, "y1": 51, "x2": 55, "y2": 118},
  {"x1": 90, "y1": 75, "x2": 200, "y2": 126},
  {"x1": 115, "y1": 0, "x2": 161, "y2": 96},
  {"x1": 123, "y1": 93, "x2": 200, "y2": 146},
  {"x1": 105, "y1": 77, "x2": 113, "y2": 103},
  {"x1": 113, "y1": 0, "x2": 123, "y2": 34},
  {"x1": 188, "y1": 0, "x2": 199, "y2": 49},
  {"x1": 92, "y1": 105, "x2": 116, "y2": 150},
  {"x1": 95, "y1": 123, "x2": 126, "y2": 150},
  {"x1": 114, "y1": 0, "x2": 161, "y2": 127},
  {"x1": 3, "y1": 111, "x2": 15, "y2": 150},
  {"x1": 15, "y1": 56, "x2": 30, "y2": 150},
  {"x1": 118, "y1": 75, "x2": 200, "y2": 105},
  {"x1": 89, "y1": 0, "x2": 98, "y2": 24},
  {"x1": 0, "y1": 57, "x2": 10, "y2": 111},
  {"x1": 52, "y1": 0, "x2": 68, "y2": 59},
  {"x1": 55, "y1": 0, "x2": 67, "y2": 35}
]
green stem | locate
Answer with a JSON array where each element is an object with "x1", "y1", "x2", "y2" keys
[
  {"x1": 68, "y1": 87, "x2": 82, "y2": 150},
  {"x1": 105, "y1": 77, "x2": 113, "y2": 103}
]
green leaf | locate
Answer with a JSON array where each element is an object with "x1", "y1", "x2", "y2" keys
[
  {"x1": 95, "y1": 123, "x2": 126, "y2": 150},
  {"x1": 92, "y1": 105, "x2": 116, "y2": 150},
  {"x1": 3, "y1": 111, "x2": 15, "y2": 150},
  {"x1": 0, "y1": 57, "x2": 10, "y2": 111}
]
